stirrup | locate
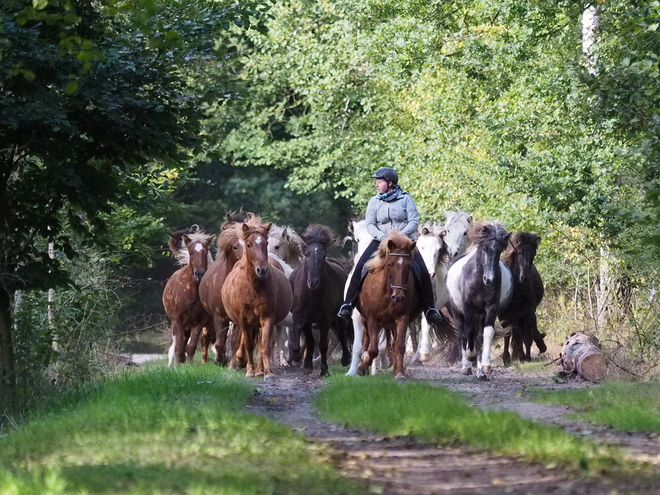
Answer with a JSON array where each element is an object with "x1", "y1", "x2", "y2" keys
[
  {"x1": 425, "y1": 308, "x2": 443, "y2": 325},
  {"x1": 337, "y1": 304, "x2": 353, "y2": 321}
]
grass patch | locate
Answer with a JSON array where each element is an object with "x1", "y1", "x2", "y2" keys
[
  {"x1": 316, "y1": 375, "x2": 626, "y2": 473},
  {"x1": 532, "y1": 380, "x2": 660, "y2": 432},
  {"x1": 0, "y1": 365, "x2": 361, "y2": 495}
]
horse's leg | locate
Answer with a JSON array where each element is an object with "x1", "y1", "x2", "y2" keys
[
  {"x1": 186, "y1": 324, "x2": 204, "y2": 363},
  {"x1": 172, "y1": 322, "x2": 186, "y2": 365},
  {"x1": 333, "y1": 317, "x2": 352, "y2": 367},
  {"x1": 500, "y1": 319, "x2": 512, "y2": 366},
  {"x1": 419, "y1": 317, "x2": 432, "y2": 363},
  {"x1": 289, "y1": 310, "x2": 305, "y2": 367},
  {"x1": 532, "y1": 313, "x2": 547, "y2": 355},
  {"x1": 243, "y1": 329, "x2": 256, "y2": 377},
  {"x1": 201, "y1": 327, "x2": 211, "y2": 364},
  {"x1": 318, "y1": 319, "x2": 330, "y2": 377},
  {"x1": 511, "y1": 317, "x2": 525, "y2": 363},
  {"x1": 260, "y1": 318, "x2": 276, "y2": 381},
  {"x1": 213, "y1": 317, "x2": 229, "y2": 366},
  {"x1": 394, "y1": 318, "x2": 409, "y2": 381},
  {"x1": 346, "y1": 309, "x2": 363, "y2": 376},
  {"x1": 168, "y1": 331, "x2": 176, "y2": 367},
  {"x1": 479, "y1": 308, "x2": 499, "y2": 378},
  {"x1": 458, "y1": 314, "x2": 475, "y2": 375},
  {"x1": 359, "y1": 317, "x2": 380, "y2": 374},
  {"x1": 230, "y1": 326, "x2": 247, "y2": 369},
  {"x1": 522, "y1": 313, "x2": 535, "y2": 361},
  {"x1": 301, "y1": 321, "x2": 315, "y2": 373}
]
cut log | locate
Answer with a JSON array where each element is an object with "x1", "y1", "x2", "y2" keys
[{"x1": 560, "y1": 331, "x2": 608, "y2": 381}]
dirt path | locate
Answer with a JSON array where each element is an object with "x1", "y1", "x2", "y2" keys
[{"x1": 246, "y1": 362, "x2": 660, "y2": 495}]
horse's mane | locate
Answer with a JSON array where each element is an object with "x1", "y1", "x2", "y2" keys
[
  {"x1": 175, "y1": 230, "x2": 214, "y2": 266},
  {"x1": 365, "y1": 232, "x2": 415, "y2": 271},
  {"x1": 216, "y1": 224, "x2": 241, "y2": 259},
  {"x1": 502, "y1": 232, "x2": 540, "y2": 264},
  {"x1": 302, "y1": 224, "x2": 336, "y2": 247},
  {"x1": 237, "y1": 214, "x2": 271, "y2": 240},
  {"x1": 468, "y1": 221, "x2": 510, "y2": 249}
]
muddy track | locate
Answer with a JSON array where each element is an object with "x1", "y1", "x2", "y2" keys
[{"x1": 246, "y1": 363, "x2": 660, "y2": 495}]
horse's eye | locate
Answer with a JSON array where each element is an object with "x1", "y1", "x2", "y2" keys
[
  {"x1": 233, "y1": 245, "x2": 238, "y2": 250},
  {"x1": 247, "y1": 243, "x2": 252, "y2": 248}
]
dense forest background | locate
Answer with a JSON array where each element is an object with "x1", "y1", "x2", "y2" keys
[{"x1": 2, "y1": 0, "x2": 660, "y2": 417}]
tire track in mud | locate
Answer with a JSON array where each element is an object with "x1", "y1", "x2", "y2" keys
[{"x1": 245, "y1": 364, "x2": 660, "y2": 495}]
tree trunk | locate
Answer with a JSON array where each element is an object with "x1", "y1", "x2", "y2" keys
[
  {"x1": 560, "y1": 331, "x2": 608, "y2": 381},
  {"x1": 0, "y1": 287, "x2": 16, "y2": 414}
]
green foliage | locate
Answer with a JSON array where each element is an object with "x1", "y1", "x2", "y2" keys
[
  {"x1": 0, "y1": 365, "x2": 361, "y2": 495},
  {"x1": 317, "y1": 375, "x2": 624, "y2": 472},
  {"x1": 533, "y1": 381, "x2": 660, "y2": 432}
]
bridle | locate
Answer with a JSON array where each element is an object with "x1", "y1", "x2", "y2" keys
[{"x1": 387, "y1": 252, "x2": 411, "y2": 291}]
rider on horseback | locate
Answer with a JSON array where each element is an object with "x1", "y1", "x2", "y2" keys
[{"x1": 337, "y1": 167, "x2": 443, "y2": 326}]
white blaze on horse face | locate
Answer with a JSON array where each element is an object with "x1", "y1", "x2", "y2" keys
[
  {"x1": 255, "y1": 236, "x2": 263, "y2": 245},
  {"x1": 194, "y1": 243, "x2": 204, "y2": 253}
]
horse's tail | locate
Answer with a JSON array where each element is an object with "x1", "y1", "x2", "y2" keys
[{"x1": 434, "y1": 308, "x2": 459, "y2": 343}]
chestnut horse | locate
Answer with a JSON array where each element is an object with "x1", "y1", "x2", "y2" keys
[
  {"x1": 221, "y1": 217, "x2": 293, "y2": 380},
  {"x1": 162, "y1": 229, "x2": 215, "y2": 365},
  {"x1": 357, "y1": 233, "x2": 422, "y2": 381},
  {"x1": 499, "y1": 232, "x2": 546, "y2": 364},
  {"x1": 198, "y1": 212, "x2": 248, "y2": 365},
  {"x1": 288, "y1": 224, "x2": 351, "y2": 376}
]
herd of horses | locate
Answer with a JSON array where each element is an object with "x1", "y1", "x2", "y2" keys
[{"x1": 162, "y1": 209, "x2": 546, "y2": 381}]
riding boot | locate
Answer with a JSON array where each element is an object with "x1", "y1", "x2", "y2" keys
[{"x1": 337, "y1": 239, "x2": 380, "y2": 321}]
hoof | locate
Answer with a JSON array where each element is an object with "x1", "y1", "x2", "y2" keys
[
  {"x1": 319, "y1": 369, "x2": 329, "y2": 378},
  {"x1": 477, "y1": 373, "x2": 489, "y2": 382},
  {"x1": 420, "y1": 353, "x2": 430, "y2": 363},
  {"x1": 341, "y1": 357, "x2": 351, "y2": 367},
  {"x1": 289, "y1": 359, "x2": 303, "y2": 368},
  {"x1": 395, "y1": 373, "x2": 406, "y2": 382},
  {"x1": 461, "y1": 367, "x2": 472, "y2": 376},
  {"x1": 245, "y1": 370, "x2": 255, "y2": 378},
  {"x1": 482, "y1": 365, "x2": 492, "y2": 373},
  {"x1": 264, "y1": 374, "x2": 276, "y2": 382},
  {"x1": 303, "y1": 367, "x2": 313, "y2": 375}
]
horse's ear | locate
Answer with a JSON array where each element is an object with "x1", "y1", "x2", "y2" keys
[
  {"x1": 208, "y1": 234, "x2": 216, "y2": 245},
  {"x1": 263, "y1": 222, "x2": 273, "y2": 232},
  {"x1": 439, "y1": 229, "x2": 447, "y2": 239},
  {"x1": 241, "y1": 223, "x2": 250, "y2": 234},
  {"x1": 182, "y1": 234, "x2": 191, "y2": 246},
  {"x1": 533, "y1": 235, "x2": 541, "y2": 247},
  {"x1": 421, "y1": 227, "x2": 430, "y2": 236},
  {"x1": 387, "y1": 239, "x2": 396, "y2": 252},
  {"x1": 410, "y1": 241, "x2": 416, "y2": 251},
  {"x1": 467, "y1": 215, "x2": 474, "y2": 225}
]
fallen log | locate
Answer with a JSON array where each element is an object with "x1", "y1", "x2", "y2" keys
[{"x1": 560, "y1": 331, "x2": 608, "y2": 381}]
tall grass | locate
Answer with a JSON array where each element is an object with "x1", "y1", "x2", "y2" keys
[
  {"x1": 316, "y1": 375, "x2": 625, "y2": 474},
  {"x1": 533, "y1": 380, "x2": 660, "y2": 432},
  {"x1": 0, "y1": 364, "x2": 361, "y2": 495}
]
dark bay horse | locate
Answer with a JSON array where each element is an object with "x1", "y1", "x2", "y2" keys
[
  {"x1": 288, "y1": 224, "x2": 351, "y2": 377},
  {"x1": 446, "y1": 222, "x2": 513, "y2": 379},
  {"x1": 221, "y1": 217, "x2": 293, "y2": 380},
  {"x1": 357, "y1": 233, "x2": 423, "y2": 381},
  {"x1": 198, "y1": 212, "x2": 247, "y2": 365},
  {"x1": 499, "y1": 232, "x2": 546, "y2": 364},
  {"x1": 162, "y1": 229, "x2": 215, "y2": 365}
]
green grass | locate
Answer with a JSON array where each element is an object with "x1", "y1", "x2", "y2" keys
[
  {"x1": 532, "y1": 380, "x2": 660, "y2": 432},
  {"x1": 0, "y1": 365, "x2": 361, "y2": 495},
  {"x1": 316, "y1": 375, "x2": 626, "y2": 473}
]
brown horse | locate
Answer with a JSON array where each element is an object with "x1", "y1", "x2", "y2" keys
[
  {"x1": 162, "y1": 229, "x2": 215, "y2": 365},
  {"x1": 198, "y1": 212, "x2": 248, "y2": 365},
  {"x1": 289, "y1": 224, "x2": 351, "y2": 376},
  {"x1": 499, "y1": 232, "x2": 546, "y2": 364},
  {"x1": 357, "y1": 233, "x2": 422, "y2": 381},
  {"x1": 221, "y1": 217, "x2": 293, "y2": 380}
]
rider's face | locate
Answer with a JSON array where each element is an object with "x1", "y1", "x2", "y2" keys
[{"x1": 375, "y1": 178, "x2": 391, "y2": 194}]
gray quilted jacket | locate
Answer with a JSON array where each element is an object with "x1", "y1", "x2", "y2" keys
[{"x1": 365, "y1": 187, "x2": 419, "y2": 241}]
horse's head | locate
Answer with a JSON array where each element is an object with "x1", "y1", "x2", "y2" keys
[
  {"x1": 417, "y1": 222, "x2": 449, "y2": 277},
  {"x1": 443, "y1": 209, "x2": 473, "y2": 262},
  {"x1": 469, "y1": 222, "x2": 510, "y2": 286},
  {"x1": 504, "y1": 232, "x2": 541, "y2": 284},
  {"x1": 368, "y1": 233, "x2": 416, "y2": 304},
  {"x1": 217, "y1": 226, "x2": 245, "y2": 265},
  {"x1": 240, "y1": 220, "x2": 272, "y2": 279},
  {"x1": 268, "y1": 224, "x2": 304, "y2": 267},
  {"x1": 301, "y1": 224, "x2": 336, "y2": 290},
  {"x1": 183, "y1": 232, "x2": 215, "y2": 282}
]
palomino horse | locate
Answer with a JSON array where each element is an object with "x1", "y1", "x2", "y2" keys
[
  {"x1": 446, "y1": 222, "x2": 512, "y2": 379},
  {"x1": 289, "y1": 224, "x2": 351, "y2": 376},
  {"x1": 357, "y1": 233, "x2": 422, "y2": 381},
  {"x1": 162, "y1": 228, "x2": 215, "y2": 366},
  {"x1": 499, "y1": 232, "x2": 546, "y2": 364},
  {"x1": 221, "y1": 217, "x2": 293, "y2": 380},
  {"x1": 268, "y1": 224, "x2": 304, "y2": 268},
  {"x1": 198, "y1": 212, "x2": 248, "y2": 365}
]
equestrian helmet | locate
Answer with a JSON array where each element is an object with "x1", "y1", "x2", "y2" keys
[{"x1": 371, "y1": 167, "x2": 398, "y2": 185}]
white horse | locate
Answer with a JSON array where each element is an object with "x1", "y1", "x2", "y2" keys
[{"x1": 415, "y1": 210, "x2": 473, "y2": 363}]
